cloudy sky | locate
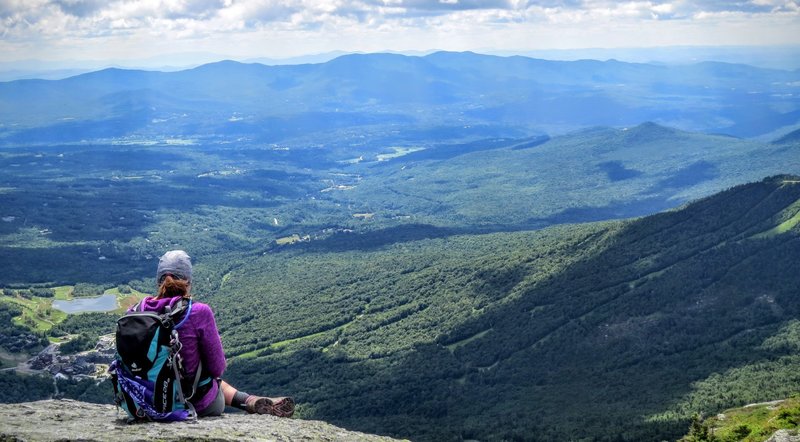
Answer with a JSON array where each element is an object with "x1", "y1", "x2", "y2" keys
[{"x1": 1, "y1": 0, "x2": 799, "y2": 64}]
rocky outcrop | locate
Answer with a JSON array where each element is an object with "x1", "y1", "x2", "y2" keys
[
  {"x1": 0, "y1": 400, "x2": 404, "y2": 441},
  {"x1": 768, "y1": 429, "x2": 800, "y2": 442}
]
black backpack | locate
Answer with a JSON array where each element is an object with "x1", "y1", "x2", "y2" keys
[{"x1": 110, "y1": 298, "x2": 205, "y2": 422}]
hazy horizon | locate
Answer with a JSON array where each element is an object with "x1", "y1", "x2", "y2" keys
[
  {"x1": 2, "y1": 44, "x2": 800, "y2": 83},
  {"x1": 2, "y1": 1, "x2": 798, "y2": 69}
]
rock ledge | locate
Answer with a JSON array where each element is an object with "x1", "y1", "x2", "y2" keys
[{"x1": 0, "y1": 399, "x2": 403, "y2": 442}]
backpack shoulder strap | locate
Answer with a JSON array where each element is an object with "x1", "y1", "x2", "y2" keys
[
  {"x1": 160, "y1": 298, "x2": 191, "y2": 328},
  {"x1": 133, "y1": 296, "x2": 154, "y2": 312},
  {"x1": 184, "y1": 360, "x2": 204, "y2": 401},
  {"x1": 172, "y1": 299, "x2": 193, "y2": 329}
]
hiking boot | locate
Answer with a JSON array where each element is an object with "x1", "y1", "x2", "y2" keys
[{"x1": 244, "y1": 395, "x2": 295, "y2": 418}]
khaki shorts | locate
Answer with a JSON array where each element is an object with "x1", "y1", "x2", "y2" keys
[{"x1": 196, "y1": 379, "x2": 225, "y2": 417}]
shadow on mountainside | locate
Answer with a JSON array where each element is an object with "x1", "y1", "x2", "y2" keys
[{"x1": 229, "y1": 176, "x2": 800, "y2": 441}]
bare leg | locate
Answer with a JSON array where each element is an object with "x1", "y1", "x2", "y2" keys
[{"x1": 220, "y1": 380, "x2": 237, "y2": 406}]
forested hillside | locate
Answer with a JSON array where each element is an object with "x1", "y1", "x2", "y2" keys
[
  {"x1": 1, "y1": 54, "x2": 799, "y2": 440},
  {"x1": 2, "y1": 171, "x2": 799, "y2": 440},
  {"x1": 342, "y1": 122, "x2": 800, "y2": 229},
  {"x1": 192, "y1": 175, "x2": 800, "y2": 441},
  {"x1": 1, "y1": 123, "x2": 797, "y2": 290}
]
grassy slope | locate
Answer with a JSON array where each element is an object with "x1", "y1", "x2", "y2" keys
[
  {"x1": 681, "y1": 396, "x2": 800, "y2": 442},
  {"x1": 205, "y1": 176, "x2": 800, "y2": 441},
  {"x1": 0, "y1": 286, "x2": 147, "y2": 334},
  {"x1": 0, "y1": 295, "x2": 65, "y2": 333}
]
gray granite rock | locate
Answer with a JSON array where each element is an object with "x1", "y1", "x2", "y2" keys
[
  {"x1": 0, "y1": 400, "x2": 404, "y2": 442},
  {"x1": 767, "y1": 429, "x2": 800, "y2": 442}
]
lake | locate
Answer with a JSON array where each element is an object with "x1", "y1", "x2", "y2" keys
[{"x1": 52, "y1": 293, "x2": 118, "y2": 314}]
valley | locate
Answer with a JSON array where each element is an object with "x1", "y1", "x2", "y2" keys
[
  {"x1": 0, "y1": 53, "x2": 799, "y2": 441},
  {"x1": 2, "y1": 171, "x2": 799, "y2": 440}
]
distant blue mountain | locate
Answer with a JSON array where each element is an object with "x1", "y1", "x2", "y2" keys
[
  {"x1": 773, "y1": 128, "x2": 800, "y2": 145},
  {"x1": 0, "y1": 51, "x2": 798, "y2": 144}
]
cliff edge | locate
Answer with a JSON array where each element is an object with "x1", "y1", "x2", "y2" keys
[{"x1": 0, "y1": 400, "x2": 404, "y2": 442}]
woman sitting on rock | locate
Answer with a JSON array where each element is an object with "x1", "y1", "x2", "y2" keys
[{"x1": 132, "y1": 250, "x2": 295, "y2": 418}]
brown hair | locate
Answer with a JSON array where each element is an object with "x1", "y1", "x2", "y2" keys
[{"x1": 157, "y1": 274, "x2": 191, "y2": 299}]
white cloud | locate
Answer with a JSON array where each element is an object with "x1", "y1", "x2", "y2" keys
[{"x1": 0, "y1": 0, "x2": 797, "y2": 62}]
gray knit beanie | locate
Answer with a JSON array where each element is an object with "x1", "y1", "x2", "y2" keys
[{"x1": 156, "y1": 250, "x2": 192, "y2": 286}]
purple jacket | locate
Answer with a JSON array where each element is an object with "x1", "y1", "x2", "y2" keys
[{"x1": 133, "y1": 296, "x2": 226, "y2": 412}]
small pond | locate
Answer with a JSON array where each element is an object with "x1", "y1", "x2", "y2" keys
[{"x1": 52, "y1": 293, "x2": 118, "y2": 314}]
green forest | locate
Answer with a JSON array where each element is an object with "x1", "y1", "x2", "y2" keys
[
  {"x1": 207, "y1": 175, "x2": 800, "y2": 441},
  {"x1": 2, "y1": 175, "x2": 800, "y2": 440},
  {"x1": 0, "y1": 121, "x2": 799, "y2": 441}
]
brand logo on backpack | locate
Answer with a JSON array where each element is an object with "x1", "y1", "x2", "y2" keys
[
  {"x1": 131, "y1": 362, "x2": 141, "y2": 372},
  {"x1": 163, "y1": 379, "x2": 170, "y2": 408}
]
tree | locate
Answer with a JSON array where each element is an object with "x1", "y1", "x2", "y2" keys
[{"x1": 683, "y1": 413, "x2": 716, "y2": 442}]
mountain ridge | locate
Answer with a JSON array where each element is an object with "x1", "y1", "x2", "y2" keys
[
  {"x1": 202, "y1": 174, "x2": 800, "y2": 441},
  {"x1": 6, "y1": 52, "x2": 797, "y2": 86},
  {"x1": 341, "y1": 122, "x2": 799, "y2": 230},
  {"x1": 1, "y1": 51, "x2": 797, "y2": 141},
  {"x1": 774, "y1": 128, "x2": 800, "y2": 145}
]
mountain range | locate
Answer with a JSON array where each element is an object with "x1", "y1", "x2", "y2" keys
[
  {"x1": 1, "y1": 51, "x2": 800, "y2": 441},
  {"x1": 1, "y1": 51, "x2": 799, "y2": 145}
]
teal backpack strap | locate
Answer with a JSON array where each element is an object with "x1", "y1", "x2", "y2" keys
[
  {"x1": 184, "y1": 361, "x2": 205, "y2": 401},
  {"x1": 169, "y1": 345, "x2": 197, "y2": 421}
]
